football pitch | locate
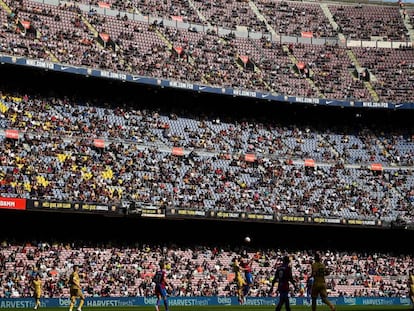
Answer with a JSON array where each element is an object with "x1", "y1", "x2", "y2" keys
[{"x1": 5, "y1": 306, "x2": 412, "y2": 311}]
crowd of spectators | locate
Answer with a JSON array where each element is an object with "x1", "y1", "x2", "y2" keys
[
  {"x1": 0, "y1": 0, "x2": 413, "y2": 103},
  {"x1": 52, "y1": 0, "x2": 410, "y2": 41},
  {"x1": 0, "y1": 240, "x2": 412, "y2": 298},
  {"x1": 0, "y1": 0, "x2": 412, "y2": 302},
  {"x1": 0, "y1": 87, "x2": 412, "y2": 225}
]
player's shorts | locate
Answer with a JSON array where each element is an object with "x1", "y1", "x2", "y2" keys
[
  {"x1": 236, "y1": 274, "x2": 246, "y2": 287},
  {"x1": 155, "y1": 285, "x2": 167, "y2": 298},
  {"x1": 245, "y1": 272, "x2": 253, "y2": 285},
  {"x1": 311, "y1": 283, "x2": 328, "y2": 299},
  {"x1": 70, "y1": 288, "x2": 84, "y2": 298},
  {"x1": 279, "y1": 290, "x2": 290, "y2": 301}
]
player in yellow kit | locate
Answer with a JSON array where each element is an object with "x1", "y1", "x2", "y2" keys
[
  {"x1": 232, "y1": 256, "x2": 247, "y2": 304},
  {"x1": 68, "y1": 265, "x2": 85, "y2": 311},
  {"x1": 409, "y1": 269, "x2": 414, "y2": 310},
  {"x1": 32, "y1": 274, "x2": 42, "y2": 310},
  {"x1": 310, "y1": 252, "x2": 335, "y2": 311}
]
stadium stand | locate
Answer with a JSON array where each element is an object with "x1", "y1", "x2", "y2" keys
[
  {"x1": 0, "y1": 0, "x2": 412, "y2": 302},
  {"x1": 0, "y1": 0, "x2": 413, "y2": 102},
  {"x1": 0, "y1": 214, "x2": 412, "y2": 299}
]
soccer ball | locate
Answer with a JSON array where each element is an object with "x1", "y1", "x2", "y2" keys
[{"x1": 244, "y1": 236, "x2": 251, "y2": 243}]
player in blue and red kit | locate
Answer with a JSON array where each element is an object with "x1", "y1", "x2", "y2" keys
[
  {"x1": 240, "y1": 256, "x2": 254, "y2": 297},
  {"x1": 269, "y1": 256, "x2": 297, "y2": 311},
  {"x1": 153, "y1": 261, "x2": 170, "y2": 311}
]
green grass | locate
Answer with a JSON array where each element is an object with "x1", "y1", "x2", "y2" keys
[{"x1": 5, "y1": 306, "x2": 412, "y2": 311}]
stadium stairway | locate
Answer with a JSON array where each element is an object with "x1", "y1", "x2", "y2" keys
[
  {"x1": 80, "y1": 14, "x2": 99, "y2": 39},
  {"x1": 0, "y1": 0, "x2": 11, "y2": 15},
  {"x1": 363, "y1": 80, "x2": 380, "y2": 103},
  {"x1": 154, "y1": 26, "x2": 204, "y2": 80},
  {"x1": 187, "y1": 0, "x2": 209, "y2": 26},
  {"x1": 153, "y1": 27, "x2": 173, "y2": 51},
  {"x1": 282, "y1": 45, "x2": 324, "y2": 99},
  {"x1": 154, "y1": 25, "x2": 196, "y2": 69},
  {"x1": 345, "y1": 49, "x2": 380, "y2": 102},
  {"x1": 319, "y1": 2, "x2": 348, "y2": 44},
  {"x1": 320, "y1": 0, "x2": 410, "y2": 104},
  {"x1": 248, "y1": 0, "x2": 279, "y2": 41},
  {"x1": 234, "y1": 54, "x2": 247, "y2": 72},
  {"x1": 35, "y1": 30, "x2": 60, "y2": 63},
  {"x1": 0, "y1": 0, "x2": 60, "y2": 63},
  {"x1": 401, "y1": 7, "x2": 414, "y2": 42},
  {"x1": 80, "y1": 13, "x2": 126, "y2": 68},
  {"x1": 318, "y1": 134, "x2": 340, "y2": 160},
  {"x1": 248, "y1": 39, "x2": 274, "y2": 92}
]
